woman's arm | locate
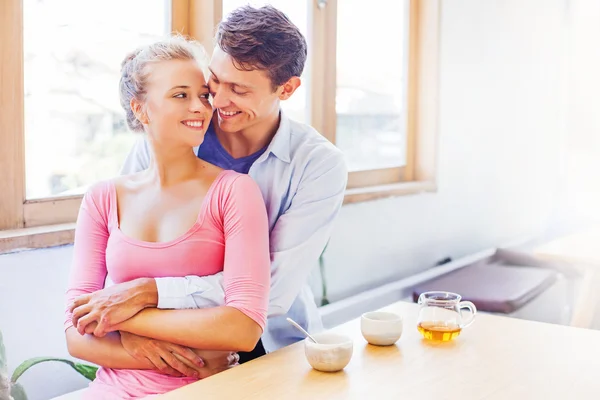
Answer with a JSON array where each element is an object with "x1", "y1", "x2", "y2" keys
[
  {"x1": 64, "y1": 185, "x2": 203, "y2": 376},
  {"x1": 115, "y1": 174, "x2": 271, "y2": 352},
  {"x1": 64, "y1": 185, "x2": 147, "y2": 368},
  {"x1": 64, "y1": 184, "x2": 119, "y2": 361},
  {"x1": 65, "y1": 328, "x2": 152, "y2": 369},
  {"x1": 115, "y1": 307, "x2": 261, "y2": 352},
  {"x1": 66, "y1": 328, "x2": 205, "y2": 377}
]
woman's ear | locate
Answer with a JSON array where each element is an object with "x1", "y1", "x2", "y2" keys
[{"x1": 130, "y1": 98, "x2": 149, "y2": 125}]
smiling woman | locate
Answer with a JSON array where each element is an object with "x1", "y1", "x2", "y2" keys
[{"x1": 118, "y1": 38, "x2": 212, "y2": 148}]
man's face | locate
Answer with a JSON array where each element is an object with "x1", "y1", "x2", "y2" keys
[{"x1": 208, "y1": 47, "x2": 282, "y2": 134}]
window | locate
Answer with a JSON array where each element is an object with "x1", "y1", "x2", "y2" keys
[
  {"x1": 24, "y1": 0, "x2": 170, "y2": 199},
  {"x1": 336, "y1": 0, "x2": 408, "y2": 173},
  {"x1": 219, "y1": 0, "x2": 440, "y2": 196},
  {"x1": 0, "y1": 0, "x2": 179, "y2": 236},
  {"x1": 0, "y1": 0, "x2": 439, "y2": 250}
]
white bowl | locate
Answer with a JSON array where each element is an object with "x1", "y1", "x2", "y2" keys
[
  {"x1": 304, "y1": 332, "x2": 353, "y2": 372},
  {"x1": 361, "y1": 311, "x2": 403, "y2": 346}
]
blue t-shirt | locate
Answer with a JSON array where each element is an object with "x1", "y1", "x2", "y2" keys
[{"x1": 196, "y1": 122, "x2": 267, "y2": 174}]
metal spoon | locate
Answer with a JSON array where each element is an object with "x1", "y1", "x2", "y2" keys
[{"x1": 286, "y1": 317, "x2": 319, "y2": 343}]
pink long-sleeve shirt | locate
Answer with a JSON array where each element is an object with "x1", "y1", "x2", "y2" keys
[{"x1": 65, "y1": 170, "x2": 270, "y2": 399}]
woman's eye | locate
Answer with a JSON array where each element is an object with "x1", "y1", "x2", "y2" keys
[
  {"x1": 200, "y1": 93, "x2": 211, "y2": 100},
  {"x1": 174, "y1": 93, "x2": 187, "y2": 98}
]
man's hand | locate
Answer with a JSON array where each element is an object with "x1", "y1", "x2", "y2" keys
[
  {"x1": 69, "y1": 278, "x2": 158, "y2": 337},
  {"x1": 120, "y1": 332, "x2": 204, "y2": 378}
]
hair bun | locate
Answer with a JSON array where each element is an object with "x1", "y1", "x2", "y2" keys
[{"x1": 120, "y1": 48, "x2": 143, "y2": 70}]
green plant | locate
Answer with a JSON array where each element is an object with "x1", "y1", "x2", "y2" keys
[
  {"x1": 0, "y1": 329, "x2": 97, "y2": 400},
  {"x1": 12, "y1": 358, "x2": 98, "y2": 383},
  {"x1": 1, "y1": 330, "x2": 26, "y2": 400}
]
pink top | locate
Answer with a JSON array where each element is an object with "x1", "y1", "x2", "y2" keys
[{"x1": 65, "y1": 170, "x2": 270, "y2": 399}]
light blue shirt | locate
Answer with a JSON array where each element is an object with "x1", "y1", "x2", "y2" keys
[{"x1": 119, "y1": 112, "x2": 348, "y2": 352}]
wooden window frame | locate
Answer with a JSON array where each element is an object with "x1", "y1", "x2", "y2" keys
[
  {"x1": 0, "y1": 0, "x2": 208, "y2": 251},
  {"x1": 0, "y1": 0, "x2": 223, "y2": 230},
  {"x1": 0, "y1": 0, "x2": 439, "y2": 251},
  {"x1": 309, "y1": 0, "x2": 440, "y2": 204},
  {"x1": 185, "y1": 0, "x2": 440, "y2": 204}
]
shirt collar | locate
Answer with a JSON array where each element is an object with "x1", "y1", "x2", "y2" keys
[{"x1": 259, "y1": 111, "x2": 291, "y2": 164}]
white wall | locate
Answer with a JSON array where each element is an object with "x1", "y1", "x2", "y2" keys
[
  {"x1": 0, "y1": 247, "x2": 89, "y2": 400},
  {"x1": 2, "y1": 0, "x2": 598, "y2": 399},
  {"x1": 560, "y1": 0, "x2": 600, "y2": 222},
  {"x1": 319, "y1": 0, "x2": 570, "y2": 303}
]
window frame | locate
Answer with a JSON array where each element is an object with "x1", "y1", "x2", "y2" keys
[
  {"x1": 0, "y1": 0, "x2": 439, "y2": 251},
  {"x1": 310, "y1": 0, "x2": 440, "y2": 203},
  {"x1": 0, "y1": 0, "x2": 207, "y2": 232}
]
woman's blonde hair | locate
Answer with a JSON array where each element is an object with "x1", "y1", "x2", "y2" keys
[{"x1": 119, "y1": 36, "x2": 208, "y2": 132}]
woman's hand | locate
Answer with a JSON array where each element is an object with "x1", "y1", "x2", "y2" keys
[
  {"x1": 120, "y1": 332, "x2": 239, "y2": 379},
  {"x1": 193, "y1": 349, "x2": 240, "y2": 379},
  {"x1": 120, "y1": 331, "x2": 204, "y2": 378}
]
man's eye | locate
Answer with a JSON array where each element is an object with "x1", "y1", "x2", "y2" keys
[{"x1": 232, "y1": 88, "x2": 248, "y2": 96}]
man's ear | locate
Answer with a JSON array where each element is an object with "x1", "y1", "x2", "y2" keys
[
  {"x1": 130, "y1": 98, "x2": 149, "y2": 125},
  {"x1": 278, "y1": 77, "x2": 301, "y2": 100}
]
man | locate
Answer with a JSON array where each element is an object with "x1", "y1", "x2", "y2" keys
[{"x1": 71, "y1": 5, "x2": 347, "y2": 375}]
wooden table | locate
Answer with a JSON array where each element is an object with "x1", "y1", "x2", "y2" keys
[
  {"x1": 160, "y1": 301, "x2": 600, "y2": 399},
  {"x1": 534, "y1": 227, "x2": 600, "y2": 328}
]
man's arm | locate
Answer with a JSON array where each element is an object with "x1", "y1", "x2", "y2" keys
[
  {"x1": 146, "y1": 149, "x2": 347, "y2": 316},
  {"x1": 113, "y1": 175, "x2": 271, "y2": 352},
  {"x1": 69, "y1": 274, "x2": 225, "y2": 334},
  {"x1": 267, "y1": 150, "x2": 347, "y2": 315},
  {"x1": 74, "y1": 141, "x2": 346, "y2": 328}
]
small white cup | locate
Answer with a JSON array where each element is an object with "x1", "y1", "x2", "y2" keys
[
  {"x1": 361, "y1": 311, "x2": 403, "y2": 346},
  {"x1": 304, "y1": 332, "x2": 353, "y2": 372}
]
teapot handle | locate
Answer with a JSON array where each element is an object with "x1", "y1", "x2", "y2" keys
[{"x1": 458, "y1": 301, "x2": 477, "y2": 328}]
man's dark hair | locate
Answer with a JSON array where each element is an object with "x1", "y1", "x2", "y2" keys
[{"x1": 216, "y1": 5, "x2": 307, "y2": 89}]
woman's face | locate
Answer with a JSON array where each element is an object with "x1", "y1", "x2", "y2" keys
[{"x1": 139, "y1": 59, "x2": 213, "y2": 148}]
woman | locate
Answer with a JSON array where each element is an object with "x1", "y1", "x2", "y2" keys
[{"x1": 64, "y1": 36, "x2": 270, "y2": 399}]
